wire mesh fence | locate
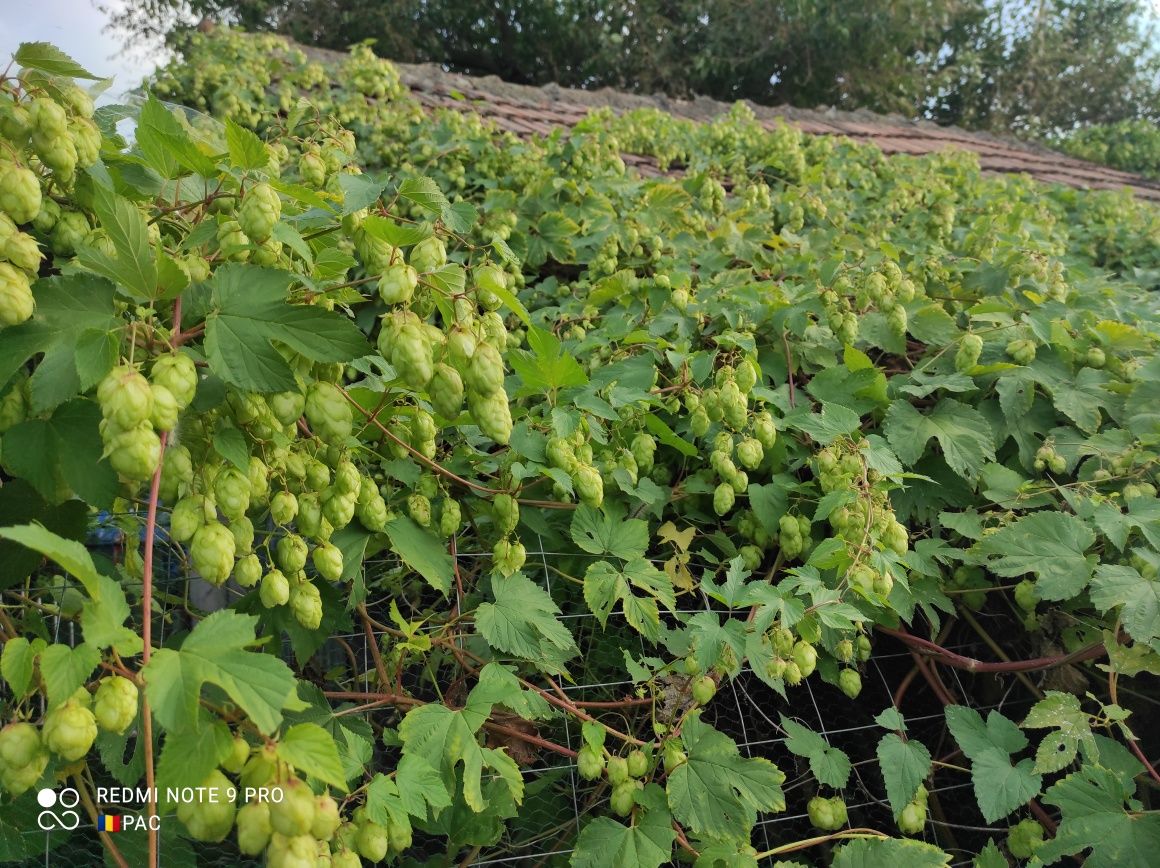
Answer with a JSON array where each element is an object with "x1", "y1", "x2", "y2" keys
[{"x1": 5, "y1": 518, "x2": 1051, "y2": 867}]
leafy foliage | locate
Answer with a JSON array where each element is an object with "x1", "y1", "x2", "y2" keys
[{"x1": 1, "y1": 30, "x2": 1159, "y2": 867}]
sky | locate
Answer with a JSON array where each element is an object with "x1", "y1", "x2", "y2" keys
[{"x1": 0, "y1": 0, "x2": 164, "y2": 103}]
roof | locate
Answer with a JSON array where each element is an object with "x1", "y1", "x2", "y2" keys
[{"x1": 302, "y1": 43, "x2": 1160, "y2": 202}]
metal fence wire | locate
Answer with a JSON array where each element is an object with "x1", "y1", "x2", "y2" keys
[{"x1": 5, "y1": 518, "x2": 1049, "y2": 868}]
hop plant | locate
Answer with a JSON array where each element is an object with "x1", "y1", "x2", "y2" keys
[
  {"x1": 93, "y1": 676, "x2": 138, "y2": 734},
  {"x1": 238, "y1": 182, "x2": 281, "y2": 243},
  {"x1": 43, "y1": 699, "x2": 97, "y2": 761}
]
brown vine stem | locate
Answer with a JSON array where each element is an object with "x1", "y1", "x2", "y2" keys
[
  {"x1": 357, "y1": 604, "x2": 391, "y2": 690},
  {"x1": 878, "y1": 625, "x2": 1106, "y2": 673},
  {"x1": 138, "y1": 296, "x2": 181, "y2": 868},
  {"x1": 1108, "y1": 667, "x2": 1160, "y2": 786},
  {"x1": 141, "y1": 431, "x2": 165, "y2": 868},
  {"x1": 958, "y1": 608, "x2": 1044, "y2": 700},
  {"x1": 73, "y1": 773, "x2": 129, "y2": 868},
  {"x1": 320, "y1": 690, "x2": 576, "y2": 757}
]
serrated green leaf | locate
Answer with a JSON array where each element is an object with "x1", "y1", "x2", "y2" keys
[
  {"x1": 831, "y1": 837, "x2": 950, "y2": 868},
  {"x1": 77, "y1": 185, "x2": 157, "y2": 301},
  {"x1": 39, "y1": 642, "x2": 100, "y2": 708},
  {"x1": 510, "y1": 326, "x2": 588, "y2": 394},
  {"x1": 571, "y1": 784, "x2": 674, "y2": 868},
  {"x1": 666, "y1": 713, "x2": 785, "y2": 841},
  {"x1": 780, "y1": 715, "x2": 852, "y2": 788},
  {"x1": 82, "y1": 575, "x2": 143, "y2": 656},
  {"x1": 584, "y1": 558, "x2": 674, "y2": 641},
  {"x1": 211, "y1": 425, "x2": 250, "y2": 472},
  {"x1": 398, "y1": 697, "x2": 523, "y2": 812},
  {"x1": 398, "y1": 176, "x2": 450, "y2": 214},
  {"x1": 877, "y1": 733, "x2": 932, "y2": 817},
  {"x1": 337, "y1": 173, "x2": 388, "y2": 214},
  {"x1": 571, "y1": 505, "x2": 649, "y2": 560},
  {"x1": 277, "y1": 723, "x2": 347, "y2": 790},
  {"x1": 15, "y1": 42, "x2": 100, "y2": 78},
  {"x1": 1, "y1": 637, "x2": 39, "y2": 697},
  {"x1": 787, "y1": 402, "x2": 862, "y2": 444},
  {"x1": 972, "y1": 512, "x2": 1095, "y2": 601},
  {"x1": 0, "y1": 522, "x2": 103, "y2": 597},
  {"x1": 884, "y1": 398, "x2": 995, "y2": 481},
  {"x1": 205, "y1": 264, "x2": 368, "y2": 392},
  {"x1": 1090, "y1": 564, "x2": 1160, "y2": 646},
  {"x1": 141, "y1": 610, "x2": 296, "y2": 735},
  {"x1": 475, "y1": 572, "x2": 577, "y2": 673},
  {"x1": 156, "y1": 715, "x2": 232, "y2": 793},
  {"x1": 1037, "y1": 766, "x2": 1160, "y2": 867},
  {"x1": 383, "y1": 515, "x2": 452, "y2": 595},
  {"x1": 224, "y1": 118, "x2": 269, "y2": 169}
]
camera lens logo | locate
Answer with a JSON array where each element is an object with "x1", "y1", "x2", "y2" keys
[{"x1": 36, "y1": 788, "x2": 81, "y2": 831}]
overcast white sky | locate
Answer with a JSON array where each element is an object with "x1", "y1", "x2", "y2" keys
[{"x1": 0, "y1": 0, "x2": 164, "y2": 103}]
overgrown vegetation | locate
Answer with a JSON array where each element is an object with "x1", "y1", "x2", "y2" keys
[
  {"x1": 2, "y1": 29, "x2": 1160, "y2": 868},
  {"x1": 1053, "y1": 119, "x2": 1160, "y2": 180}
]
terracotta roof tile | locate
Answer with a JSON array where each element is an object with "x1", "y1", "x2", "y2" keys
[{"x1": 298, "y1": 41, "x2": 1160, "y2": 200}]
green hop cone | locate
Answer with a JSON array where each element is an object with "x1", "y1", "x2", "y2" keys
[
  {"x1": 355, "y1": 821, "x2": 390, "y2": 861},
  {"x1": 409, "y1": 235, "x2": 446, "y2": 273},
  {"x1": 576, "y1": 745, "x2": 605, "y2": 781},
  {"x1": 213, "y1": 467, "x2": 252, "y2": 520},
  {"x1": 493, "y1": 493, "x2": 519, "y2": 535},
  {"x1": 955, "y1": 333, "x2": 983, "y2": 373},
  {"x1": 270, "y1": 777, "x2": 316, "y2": 837},
  {"x1": 176, "y1": 769, "x2": 236, "y2": 842},
  {"x1": 107, "y1": 424, "x2": 163, "y2": 482},
  {"x1": 792, "y1": 641, "x2": 818, "y2": 678},
  {"x1": 712, "y1": 482, "x2": 735, "y2": 516},
  {"x1": 311, "y1": 794, "x2": 342, "y2": 841},
  {"x1": 238, "y1": 182, "x2": 281, "y2": 243},
  {"x1": 191, "y1": 522, "x2": 237, "y2": 585},
  {"x1": 466, "y1": 341, "x2": 505, "y2": 396},
  {"x1": 43, "y1": 699, "x2": 97, "y2": 761},
  {"x1": 290, "y1": 580, "x2": 323, "y2": 629},
  {"x1": 492, "y1": 538, "x2": 527, "y2": 577},
  {"x1": 837, "y1": 668, "x2": 862, "y2": 699},
  {"x1": 0, "y1": 723, "x2": 48, "y2": 795},
  {"x1": 0, "y1": 163, "x2": 42, "y2": 225},
  {"x1": 467, "y1": 386, "x2": 513, "y2": 445},
  {"x1": 429, "y1": 363, "x2": 465, "y2": 419},
  {"x1": 233, "y1": 553, "x2": 262, "y2": 588},
  {"x1": 312, "y1": 541, "x2": 344, "y2": 582},
  {"x1": 236, "y1": 801, "x2": 272, "y2": 856},
  {"x1": 277, "y1": 534, "x2": 309, "y2": 574},
  {"x1": 392, "y1": 322, "x2": 435, "y2": 390},
  {"x1": 260, "y1": 569, "x2": 291, "y2": 607},
  {"x1": 170, "y1": 495, "x2": 208, "y2": 542},
  {"x1": 691, "y1": 675, "x2": 717, "y2": 705},
  {"x1": 377, "y1": 262, "x2": 418, "y2": 304},
  {"x1": 571, "y1": 464, "x2": 604, "y2": 508},
  {"x1": 98, "y1": 366, "x2": 154, "y2": 430},
  {"x1": 151, "y1": 353, "x2": 198, "y2": 409},
  {"x1": 270, "y1": 490, "x2": 299, "y2": 525},
  {"x1": 149, "y1": 384, "x2": 180, "y2": 433},
  {"x1": 304, "y1": 381, "x2": 353, "y2": 443},
  {"x1": 1007, "y1": 818, "x2": 1045, "y2": 858},
  {"x1": 93, "y1": 676, "x2": 138, "y2": 734},
  {"x1": 898, "y1": 799, "x2": 927, "y2": 835},
  {"x1": 0, "y1": 262, "x2": 34, "y2": 327}
]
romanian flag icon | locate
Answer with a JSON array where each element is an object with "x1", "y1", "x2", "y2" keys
[{"x1": 97, "y1": 815, "x2": 122, "y2": 832}]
